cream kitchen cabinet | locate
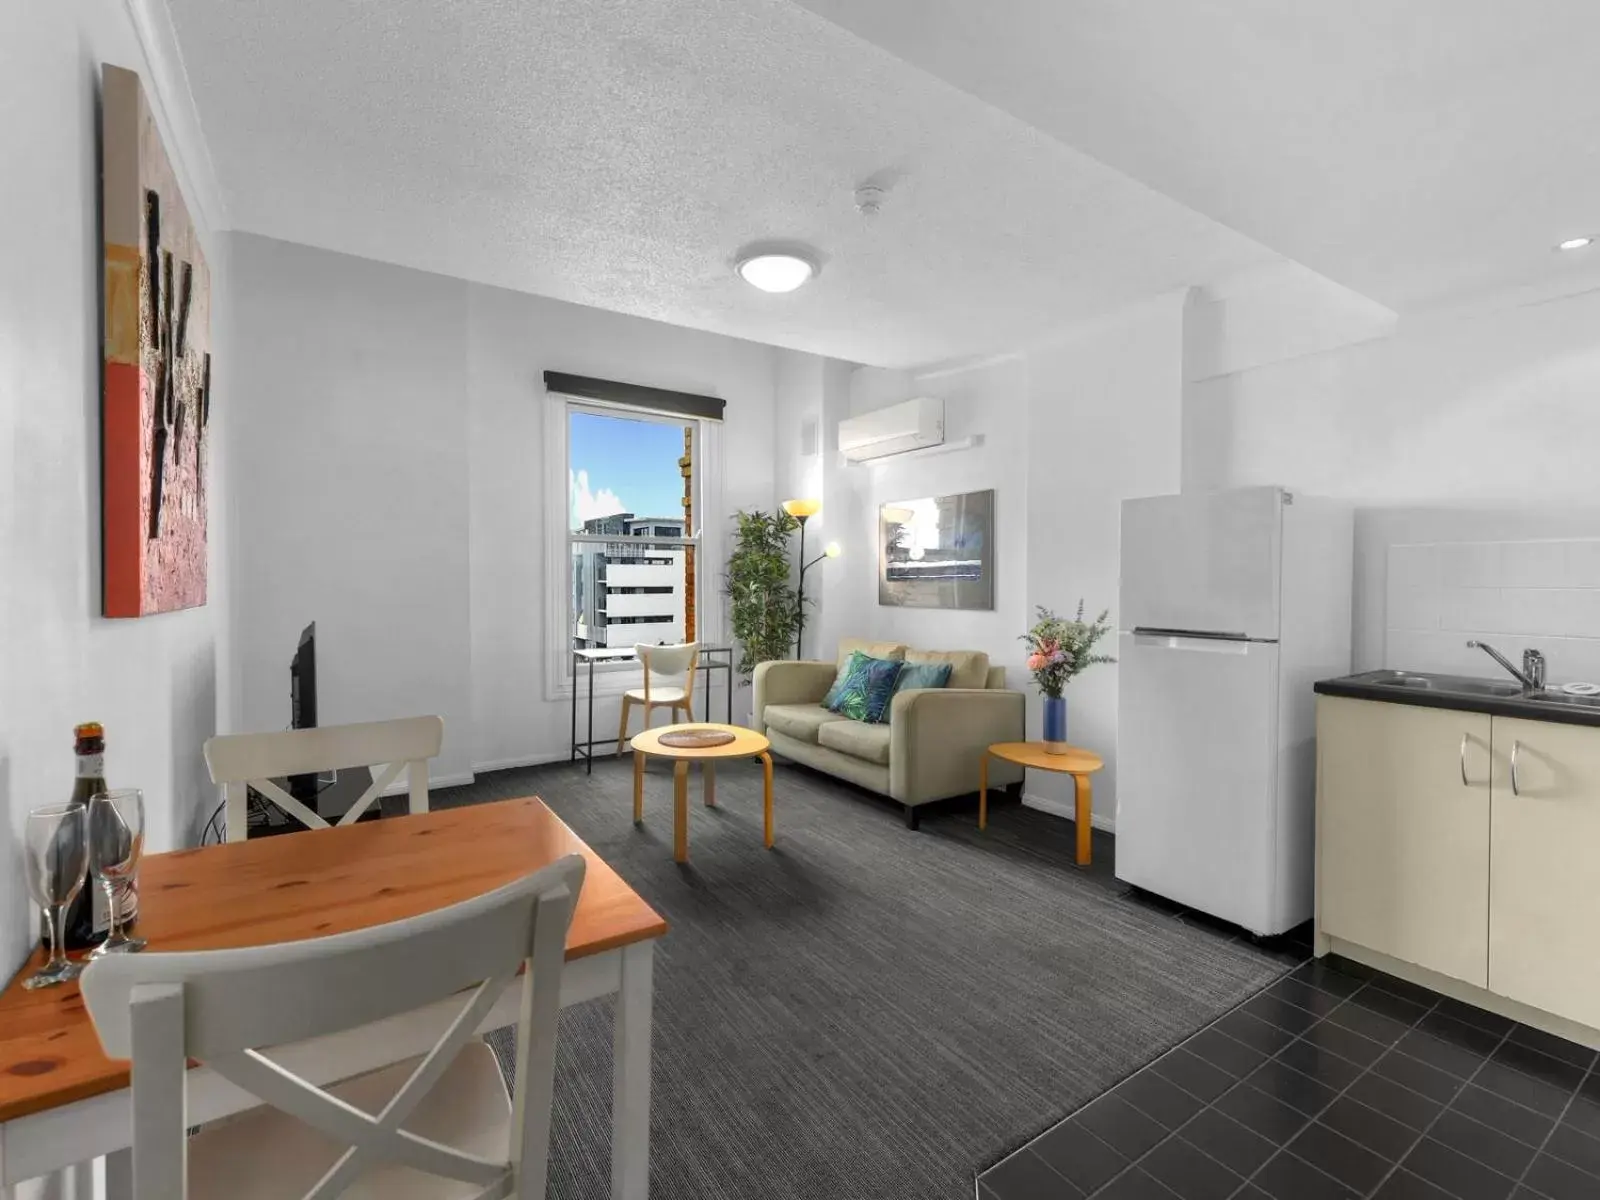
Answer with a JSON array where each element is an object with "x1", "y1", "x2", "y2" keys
[
  {"x1": 1489, "y1": 715, "x2": 1600, "y2": 1030},
  {"x1": 1318, "y1": 691, "x2": 1600, "y2": 1039},
  {"x1": 1316, "y1": 697, "x2": 1492, "y2": 987}
]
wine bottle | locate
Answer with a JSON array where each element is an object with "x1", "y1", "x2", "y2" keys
[
  {"x1": 44, "y1": 723, "x2": 131, "y2": 951},
  {"x1": 79, "y1": 723, "x2": 141, "y2": 938}
]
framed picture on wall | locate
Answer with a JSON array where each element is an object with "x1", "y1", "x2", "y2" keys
[
  {"x1": 878, "y1": 489, "x2": 994, "y2": 610},
  {"x1": 101, "y1": 64, "x2": 213, "y2": 617}
]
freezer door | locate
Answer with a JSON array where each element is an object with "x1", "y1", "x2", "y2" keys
[
  {"x1": 1115, "y1": 630, "x2": 1282, "y2": 934},
  {"x1": 1120, "y1": 487, "x2": 1283, "y2": 641}
]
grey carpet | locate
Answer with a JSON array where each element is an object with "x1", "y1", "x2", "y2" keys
[{"x1": 433, "y1": 756, "x2": 1294, "y2": 1199}]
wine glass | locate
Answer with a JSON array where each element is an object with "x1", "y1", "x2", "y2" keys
[
  {"x1": 23, "y1": 803, "x2": 89, "y2": 988},
  {"x1": 88, "y1": 788, "x2": 147, "y2": 956}
]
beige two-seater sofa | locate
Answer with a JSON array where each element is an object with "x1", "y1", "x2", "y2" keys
[{"x1": 752, "y1": 638, "x2": 1025, "y2": 829}]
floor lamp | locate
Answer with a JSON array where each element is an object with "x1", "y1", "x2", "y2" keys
[{"x1": 782, "y1": 499, "x2": 838, "y2": 659}]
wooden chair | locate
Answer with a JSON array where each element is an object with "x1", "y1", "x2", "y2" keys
[
  {"x1": 80, "y1": 853, "x2": 586, "y2": 1200},
  {"x1": 204, "y1": 716, "x2": 444, "y2": 843},
  {"x1": 616, "y1": 642, "x2": 699, "y2": 755}
]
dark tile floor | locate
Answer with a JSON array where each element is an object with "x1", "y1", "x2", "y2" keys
[{"x1": 978, "y1": 957, "x2": 1600, "y2": 1200}]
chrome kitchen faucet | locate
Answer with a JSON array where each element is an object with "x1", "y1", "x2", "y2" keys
[{"x1": 1467, "y1": 640, "x2": 1546, "y2": 692}]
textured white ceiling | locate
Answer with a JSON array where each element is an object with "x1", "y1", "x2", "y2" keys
[
  {"x1": 164, "y1": 0, "x2": 1277, "y2": 367},
  {"x1": 795, "y1": 0, "x2": 1600, "y2": 312}
]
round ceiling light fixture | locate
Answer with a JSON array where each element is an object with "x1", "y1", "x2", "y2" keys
[
  {"x1": 1557, "y1": 236, "x2": 1594, "y2": 251},
  {"x1": 736, "y1": 251, "x2": 817, "y2": 293}
]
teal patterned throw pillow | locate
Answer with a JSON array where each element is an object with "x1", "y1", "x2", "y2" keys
[
  {"x1": 823, "y1": 652, "x2": 903, "y2": 723},
  {"x1": 870, "y1": 661, "x2": 953, "y2": 723},
  {"x1": 821, "y1": 650, "x2": 869, "y2": 710}
]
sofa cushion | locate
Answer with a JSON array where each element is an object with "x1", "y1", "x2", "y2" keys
[
  {"x1": 818, "y1": 719, "x2": 893, "y2": 766},
  {"x1": 889, "y1": 660, "x2": 953, "y2": 700},
  {"x1": 905, "y1": 649, "x2": 991, "y2": 690},
  {"x1": 837, "y1": 638, "x2": 907, "y2": 669},
  {"x1": 823, "y1": 652, "x2": 904, "y2": 723},
  {"x1": 764, "y1": 703, "x2": 845, "y2": 745},
  {"x1": 821, "y1": 652, "x2": 859, "y2": 709}
]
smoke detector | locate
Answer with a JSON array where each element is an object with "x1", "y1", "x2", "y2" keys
[{"x1": 854, "y1": 185, "x2": 886, "y2": 218}]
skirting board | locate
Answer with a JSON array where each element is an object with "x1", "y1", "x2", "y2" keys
[
  {"x1": 1023, "y1": 792, "x2": 1115, "y2": 833},
  {"x1": 473, "y1": 750, "x2": 578, "y2": 774},
  {"x1": 380, "y1": 770, "x2": 475, "y2": 798},
  {"x1": 380, "y1": 750, "x2": 602, "y2": 797}
]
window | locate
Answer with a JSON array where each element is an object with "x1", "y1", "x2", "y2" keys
[
  {"x1": 542, "y1": 380, "x2": 725, "y2": 697},
  {"x1": 565, "y1": 404, "x2": 698, "y2": 653}
]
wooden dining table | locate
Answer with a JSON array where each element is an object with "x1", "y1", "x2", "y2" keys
[{"x1": 0, "y1": 797, "x2": 667, "y2": 1199}]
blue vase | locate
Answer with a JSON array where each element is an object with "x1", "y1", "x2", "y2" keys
[{"x1": 1042, "y1": 695, "x2": 1068, "y2": 754}]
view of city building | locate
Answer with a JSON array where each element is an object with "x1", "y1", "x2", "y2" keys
[
  {"x1": 567, "y1": 406, "x2": 697, "y2": 651},
  {"x1": 572, "y1": 514, "x2": 687, "y2": 649}
]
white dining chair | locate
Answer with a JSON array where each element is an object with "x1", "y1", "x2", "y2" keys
[
  {"x1": 80, "y1": 853, "x2": 586, "y2": 1200},
  {"x1": 204, "y1": 715, "x2": 444, "y2": 843},
  {"x1": 616, "y1": 642, "x2": 699, "y2": 754}
]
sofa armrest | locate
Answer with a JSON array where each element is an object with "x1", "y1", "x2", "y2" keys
[
  {"x1": 752, "y1": 660, "x2": 837, "y2": 731},
  {"x1": 889, "y1": 688, "x2": 1026, "y2": 805}
]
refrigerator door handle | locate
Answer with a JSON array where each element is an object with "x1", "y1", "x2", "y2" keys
[
  {"x1": 1131, "y1": 630, "x2": 1255, "y2": 655},
  {"x1": 1132, "y1": 626, "x2": 1251, "y2": 641}
]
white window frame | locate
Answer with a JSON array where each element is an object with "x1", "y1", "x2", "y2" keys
[{"x1": 543, "y1": 392, "x2": 725, "y2": 701}]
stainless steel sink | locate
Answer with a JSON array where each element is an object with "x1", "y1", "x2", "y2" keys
[
  {"x1": 1524, "y1": 691, "x2": 1600, "y2": 710},
  {"x1": 1348, "y1": 670, "x2": 1524, "y2": 698},
  {"x1": 1330, "y1": 670, "x2": 1600, "y2": 721}
]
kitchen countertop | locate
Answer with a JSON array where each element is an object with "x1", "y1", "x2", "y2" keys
[{"x1": 1315, "y1": 670, "x2": 1600, "y2": 728}]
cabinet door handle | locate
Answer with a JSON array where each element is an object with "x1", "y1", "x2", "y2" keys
[
  {"x1": 1460, "y1": 734, "x2": 1470, "y2": 787},
  {"x1": 1510, "y1": 739, "x2": 1522, "y2": 796}
]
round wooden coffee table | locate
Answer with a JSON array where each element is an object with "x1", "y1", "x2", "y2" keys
[
  {"x1": 630, "y1": 723, "x2": 774, "y2": 863},
  {"x1": 979, "y1": 742, "x2": 1104, "y2": 865}
]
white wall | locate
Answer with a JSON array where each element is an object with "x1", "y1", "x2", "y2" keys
[
  {"x1": 806, "y1": 277, "x2": 1600, "y2": 833},
  {"x1": 1024, "y1": 294, "x2": 1188, "y2": 821},
  {"x1": 1184, "y1": 259, "x2": 1396, "y2": 382},
  {"x1": 772, "y1": 350, "x2": 856, "y2": 664},
  {"x1": 466, "y1": 281, "x2": 777, "y2": 762},
  {"x1": 838, "y1": 357, "x2": 1031, "y2": 678},
  {"x1": 1185, "y1": 283, "x2": 1600, "y2": 682},
  {"x1": 1385, "y1": 534, "x2": 1600, "y2": 685},
  {"x1": 226, "y1": 236, "x2": 779, "y2": 780},
  {"x1": 1184, "y1": 287, "x2": 1600, "y2": 505},
  {"x1": 1349, "y1": 508, "x2": 1600, "y2": 675},
  {"x1": 814, "y1": 294, "x2": 1189, "y2": 824},
  {"x1": 0, "y1": 5, "x2": 234, "y2": 982},
  {"x1": 228, "y1": 235, "x2": 474, "y2": 779}
]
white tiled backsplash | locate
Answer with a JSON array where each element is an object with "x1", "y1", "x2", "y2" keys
[{"x1": 1386, "y1": 539, "x2": 1600, "y2": 686}]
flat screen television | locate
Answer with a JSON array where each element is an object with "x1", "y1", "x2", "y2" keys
[{"x1": 288, "y1": 622, "x2": 317, "y2": 801}]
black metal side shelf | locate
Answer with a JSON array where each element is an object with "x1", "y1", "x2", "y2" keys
[{"x1": 569, "y1": 645, "x2": 736, "y2": 774}]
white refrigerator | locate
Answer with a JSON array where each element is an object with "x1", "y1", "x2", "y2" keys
[{"x1": 1114, "y1": 486, "x2": 1353, "y2": 936}]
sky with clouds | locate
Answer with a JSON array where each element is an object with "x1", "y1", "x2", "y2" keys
[{"x1": 568, "y1": 410, "x2": 688, "y2": 529}]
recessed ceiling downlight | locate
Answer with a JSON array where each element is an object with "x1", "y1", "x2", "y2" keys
[
  {"x1": 1558, "y1": 236, "x2": 1594, "y2": 251},
  {"x1": 737, "y1": 253, "x2": 816, "y2": 293}
]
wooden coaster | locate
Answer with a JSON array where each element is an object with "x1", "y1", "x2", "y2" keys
[{"x1": 659, "y1": 729, "x2": 736, "y2": 748}]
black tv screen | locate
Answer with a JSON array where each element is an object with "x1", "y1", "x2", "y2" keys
[
  {"x1": 291, "y1": 622, "x2": 317, "y2": 730},
  {"x1": 289, "y1": 623, "x2": 317, "y2": 802}
]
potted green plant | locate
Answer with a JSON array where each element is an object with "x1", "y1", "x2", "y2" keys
[
  {"x1": 725, "y1": 509, "x2": 802, "y2": 678},
  {"x1": 1021, "y1": 602, "x2": 1115, "y2": 753}
]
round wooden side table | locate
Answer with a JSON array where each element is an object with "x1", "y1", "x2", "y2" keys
[
  {"x1": 630, "y1": 724, "x2": 774, "y2": 863},
  {"x1": 979, "y1": 742, "x2": 1105, "y2": 865}
]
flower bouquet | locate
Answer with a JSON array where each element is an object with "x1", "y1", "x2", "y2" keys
[{"x1": 1022, "y1": 601, "x2": 1115, "y2": 751}]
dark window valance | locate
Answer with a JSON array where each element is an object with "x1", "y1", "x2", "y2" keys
[{"x1": 543, "y1": 371, "x2": 725, "y2": 422}]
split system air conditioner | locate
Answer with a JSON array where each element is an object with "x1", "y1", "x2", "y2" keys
[{"x1": 836, "y1": 397, "x2": 945, "y2": 462}]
